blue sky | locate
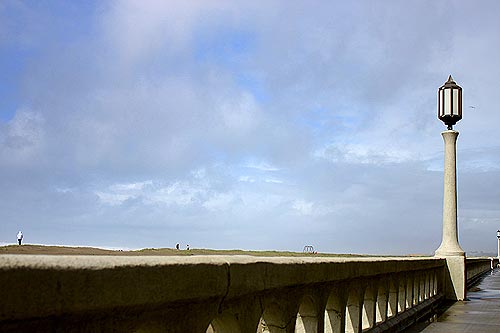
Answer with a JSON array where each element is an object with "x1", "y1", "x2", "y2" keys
[{"x1": 1, "y1": 1, "x2": 500, "y2": 255}]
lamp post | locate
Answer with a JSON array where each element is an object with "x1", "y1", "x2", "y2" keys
[
  {"x1": 435, "y1": 75, "x2": 465, "y2": 257},
  {"x1": 496, "y1": 230, "x2": 500, "y2": 259},
  {"x1": 434, "y1": 75, "x2": 466, "y2": 301}
]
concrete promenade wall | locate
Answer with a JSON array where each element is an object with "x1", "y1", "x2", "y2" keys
[
  {"x1": 0, "y1": 255, "x2": 494, "y2": 332},
  {"x1": 466, "y1": 257, "x2": 498, "y2": 288}
]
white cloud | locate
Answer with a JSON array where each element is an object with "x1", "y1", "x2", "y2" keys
[
  {"x1": 264, "y1": 178, "x2": 283, "y2": 184},
  {"x1": 315, "y1": 143, "x2": 416, "y2": 165},
  {"x1": 238, "y1": 176, "x2": 255, "y2": 183},
  {"x1": 0, "y1": 110, "x2": 45, "y2": 166},
  {"x1": 243, "y1": 161, "x2": 280, "y2": 171},
  {"x1": 292, "y1": 199, "x2": 334, "y2": 217},
  {"x1": 95, "y1": 192, "x2": 133, "y2": 206},
  {"x1": 55, "y1": 188, "x2": 74, "y2": 194},
  {"x1": 292, "y1": 200, "x2": 314, "y2": 216},
  {"x1": 110, "y1": 181, "x2": 153, "y2": 191},
  {"x1": 149, "y1": 181, "x2": 204, "y2": 206},
  {"x1": 202, "y1": 192, "x2": 235, "y2": 211},
  {"x1": 218, "y1": 92, "x2": 261, "y2": 133}
]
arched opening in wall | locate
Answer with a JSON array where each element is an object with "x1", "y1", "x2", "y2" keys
[
  {"x1": 345, "y1": 287, "x2": 361, "y2": 333},
  {"x1": 362, "y1": 284, "x2": 375, "y2": 330},
  {"x1": 387, "y1": 278, "x2": 398, "y2": 318},
  {"x1": 419, "y1": 274, "x2": 425, "y2": 303},
  {"x1": 209, "y1": 312, "x2": 242, "y2": 333},
  {"x1": 430, "y1": 271, "x2": 435, "y2": 297},
  {"x1": 259, "y1": 302, "x2": 287, "y2": 333},
  {"x1": 406, "y1": 275, "x2": 413, "y2": 309},
  {"x1": 257, "y1": 318, "x2": 270, "y2": 333},
  {"x1": 430, "y1": 272, "x2": 434, "y2": 298},
  {"x1": 432, "y1": 271, "x2": 438, "y2": 296},
  {"x1": 413, "y1": 274, "x2": 419, "y2": 305},
  {"x1": 376, "y1": 282, "x2": 388, "y2": 324},
  {"x1": 324, "y1": 288, "x2": 345, "y2": 333},
  {"x1": 397, "y1": 276, "x2": 406, "y2": 313},
  {"x1": 424, "y1": 272, "x2": 430, "y2": 300},
  {"x1": 295, "y1": 295, "x2": 318, "y2": 333},
  {"x1": 429, "y1": 272, "x2": 434, "y2": 297}
]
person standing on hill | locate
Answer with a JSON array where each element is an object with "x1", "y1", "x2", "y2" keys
[{"x1": 17, "y1": 231, "x2": 23, "y2": 245}]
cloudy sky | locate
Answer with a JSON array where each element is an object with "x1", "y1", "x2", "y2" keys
[{"x1": 1, "y1": 1, "x2": 499, "y2": 255}]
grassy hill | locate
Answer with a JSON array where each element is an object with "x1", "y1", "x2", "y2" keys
[{"x1": 0, "y1": 244, "x2": 374, "y2": 257}]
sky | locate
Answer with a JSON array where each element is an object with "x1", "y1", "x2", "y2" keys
[{"x1": 1, "y1": 1, "x2": 500, "y2": 255}]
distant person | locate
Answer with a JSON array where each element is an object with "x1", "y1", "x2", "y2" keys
[
  {"x1": 186, "y1": 244, "x2": 190, "y2": 250},
  {"x1": 176, "y1": 243, "x2": 180, "y2": 250},
  {"x1": 17, "y1": 231, "x2": 23, "y2": 245}
]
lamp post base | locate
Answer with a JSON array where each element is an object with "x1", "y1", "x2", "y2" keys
[
  {"x1": 440, "y1": 255, "x2": 466, "y2": 301},
  {"x1": 434, "y1": 248, "x2": 465, "y2": 257}
]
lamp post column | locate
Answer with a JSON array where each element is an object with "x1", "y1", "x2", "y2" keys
[
  {"x1": 497, "y1": 230, "x2": 500, "y2": 259},
  {"x1": 435, "y1": 130, "x2": 464, "y2": 256},
  {"x1": 434, "y1": 75, "x2": 466, "y2": 301}
]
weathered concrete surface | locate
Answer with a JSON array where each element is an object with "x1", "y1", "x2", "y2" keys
[
  {"x1": 407, "y1": 268, "x2": 500, "y2": 332},
  {"x1": 435, "y1": 130, "x2": 464, "y2": 257},
  {"x1": 434, "y1": 130, "x2": 466, "y2": 302},
  {"x1": 441, "y1": 255, "x2": 466, "y2": 301},
  {"x1": 0, "y1": 255, "x2": 440, "y2": 320},
  {"x1": 0, "y1": 255, "x2": 229, "y2": 321},
  {"x1": 0, "y1": 255, "x2": 444, "y2": 332},
  {"x1": 0, "y1": 255, "x2": 493, "y2": 332}
]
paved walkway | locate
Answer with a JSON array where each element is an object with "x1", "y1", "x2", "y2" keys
[{"x1": 407, "y1": 268, "x2": 500, "y2": 332}]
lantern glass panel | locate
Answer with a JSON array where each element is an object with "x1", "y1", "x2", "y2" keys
[
  {"x1": 453, "y1": 90, "x2": 459, "y2": 116},
  {"x1": 444, "y1": 89, "x2": 451, "y2": 116},
  {"x1": 438, "y1": 90, "x2": 443, "y2": 117}
]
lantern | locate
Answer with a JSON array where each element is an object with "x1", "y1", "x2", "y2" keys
[{"x1": 438, "y1": 75, "x2": 462, "y2": 130}]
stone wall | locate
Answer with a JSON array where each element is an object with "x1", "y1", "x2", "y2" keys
[
  {"x1": 466, "y1": 257, "x2": 498, "y2": 288},
  {"x1": 0, "y1": 255, "x2": 494, "y2": 332}
]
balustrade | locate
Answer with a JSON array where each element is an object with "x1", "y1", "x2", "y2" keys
[
  {"x1": 0, "y1": 255, "x2": 495, "y2": 332},
  {"x1": 213, "y1": 268, "x2": 442, "y2": 333}
]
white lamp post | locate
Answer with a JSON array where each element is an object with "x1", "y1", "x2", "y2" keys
[
  {"x1": 435, "y1": 75, "x2": 465, "y2": 257},
  {"x1": 496, "y1": 230, "x2": 500, "y2": 259},
  {"x1": 434, "y1": 75, "x2": 466, "y2": 301}
]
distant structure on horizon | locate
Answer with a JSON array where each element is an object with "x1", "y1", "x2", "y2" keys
[{"x1": 468, "y1": 250, "x2": 496, "y2": 257}]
